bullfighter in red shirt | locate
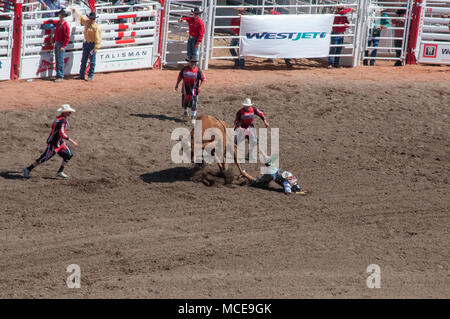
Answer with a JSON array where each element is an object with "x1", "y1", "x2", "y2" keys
[
  {"x1": 23, "y1": 105, "x2": 79, "y2": 179},
  {"x1": 234, "y1": 98, "x2": 270, "y2": 162},
  {"x1": 179, "y1": 7, "x2": 205, "y2": 61},
  {"x1": 175, "y1": 57, "x2": 206, "y2": 125}
]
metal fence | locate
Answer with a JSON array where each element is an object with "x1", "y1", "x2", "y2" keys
[
  {"x1": 161, "y1": 0, "x2": 209, "y2": 68},
  {"x1": 0, "y1": 3, "x2": 12, "y2": 80},
  {"x1": 207, "y1": 0, "x2": 361, "y2": 68},
  {"x1": 418, "y1": 0, "x2": 450, "y2": 64},
  {"x1": 360, "y1": 0, "x2": 413, "y2": 66},
  {"x1": 19, "y1": 0, "x2": 161, "y2": 79}
]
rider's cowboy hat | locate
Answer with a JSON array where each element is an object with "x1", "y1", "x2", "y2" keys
[
  {"x1": 242, "y1": 98, "x2": 253, "y2": 106},
  {"x1": 185, "y1": 57, "x2": 198, "y2": 62},
  {"x1": 88, "y1": 11, "x2": 97, "y2": 20},
  {"x1": 57, "y1": 104, "x2": 76, "y2": 115},
  {"x1": 191, "y1": 7, "x2": 203, "y2": 15}
]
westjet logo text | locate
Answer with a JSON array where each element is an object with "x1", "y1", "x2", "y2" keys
[{"x1": 246, "y1": 32, "x2": 327, "y2": 41}]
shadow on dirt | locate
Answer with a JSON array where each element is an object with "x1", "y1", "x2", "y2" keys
[
  {"x1": 0, "y1": 171, "x2": 25, "y2": 180},
  {"x1": 130, "y1": 113, "x2": 186, "y2": 123},
  {"x1": 140, "y1": 166, "x2": 236, "y2": 187},
  {"x1": 140, "y1": 167, "x2": 193, "y2": 184},
  {"x1": 208, "y1": 58, "x2": 329, "y2": 71}
]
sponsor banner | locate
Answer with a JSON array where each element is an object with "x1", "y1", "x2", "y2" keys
[
  {"x1": 0, "y1": 57, "x2": 11, "y2": 80},
  {"x1": 239, "y1": 14, "x2": 334, "y2": 59},
  {"x1": 19, "y1": 46, "x2": 154, "y2": 79},
  {"x1": 419, "y1": 42, "x2": 450, "y2": 64}
]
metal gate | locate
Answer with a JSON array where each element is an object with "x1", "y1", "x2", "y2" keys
[
  {"x1": 418, "y1": 0, "x2": 450, "y2": 64},
  {"x1": 360, "y1": 0, "x2": 414, "y2": 66},
  {"x1": 161, "y1": 0, "x2": 209, "y2": 69},
  {"x1": 0, "y1": 2, "x2": 13, "y2": 80},
  {"x1": 207, "y1": 0, "x2": 363, "y2": 69},
  {"x1": 19, "y1": 0, "x2": 161, "y2": 79}
]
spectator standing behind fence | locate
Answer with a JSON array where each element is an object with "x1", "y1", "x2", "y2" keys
[
  {"x1": 392, "y1": 9, "x2": 406, "y2": 66},
  {"x1": 328, "y1": 5, "x2": 354, "y2": 68},
  {"x1": 179, "y1": 7, "x2": 205, "y2": 61},
  {"x1": 262, "y1": 8, "x2": 293, "y2": 68},
  {"x1": 229, "y1": 7, "x2": 246, "y2": 69},
  {"x1": 111, "y1": 0, "x2": 136, "y2": 40},
  {"x1": 364, "y1": 10, "x2": 390, "y2": 66},
  {"x1": 53, "y1": 9, "x2": 70, "y2": 82},
  {"x1": 39, "y1": 0, "x2": 61, "y2": 30},
  {"x1": 72, "y1": 8, "x2": 102, "y2": 81}
]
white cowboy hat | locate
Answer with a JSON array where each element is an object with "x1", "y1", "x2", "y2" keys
[
  {"x1": 242, "y1": 98, "x2": 253, "y2": 106},
  {"x1": 57, "y1": 104, "x2": 76, "y2": 115}
]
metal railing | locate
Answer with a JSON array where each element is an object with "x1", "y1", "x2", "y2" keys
[
  {"x1": 360, "y1": 0, "x2": 414, "y2": 65},
  {"x1": 208, "y1": 0, "x2": 360, "y2": 68},
  {"x1": 18, "y1": 0, "x2": 161, "y2": 79}
]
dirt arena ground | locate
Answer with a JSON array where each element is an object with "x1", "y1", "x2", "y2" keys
[{"x1": 0, "y1": 60, "x2": 449, "y2": 298}]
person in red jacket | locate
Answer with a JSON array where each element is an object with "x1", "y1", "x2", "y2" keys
[
  {"x1": 54, "y1": 9, "x2": 71, "y2": 82},
  {"x1": 328, "y1": 5, "x2": 354, "y2": 68},
  {"x1": 179, "y1": 7, "x2": 205, "y2": 61}
]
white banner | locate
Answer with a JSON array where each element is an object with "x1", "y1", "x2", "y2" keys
[
  {"x1": 239, "y1": 15, "x2": 334, "y2": 59},
  {"x1": 19, "y1": 46, "x2": 154, "y2": 79},
  {"x1": 419, "y1": 43, "x2": 450, "y2": 64},
  {"x1": 0, "y1": 57, "x2": 11, "y2": 80}
]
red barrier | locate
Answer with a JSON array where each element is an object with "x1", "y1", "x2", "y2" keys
[
  {"x1": 10, "y1": 0, "x2": 22, "y2": 80},
  {"x1": 154, "y1": 0, "x2": 164, "y2": 69},
  {"x1": 406, "y1": 0, "x2": 424, "y2": 64}
]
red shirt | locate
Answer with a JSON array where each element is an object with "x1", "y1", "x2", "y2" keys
[
  {"x1": 235, "y1": 106, "x2": 266, "y2": 128},
  {"x1": 230, "y1": 17, "x2": 241, "y2": 35},
  {"x1": 332, "y1": 8, "x2": 351, "y2": 33},
  {"x1": 47, "y1": 116, "x2": 69, "y2": 149},
  {"x1": 54, "y1": 20, "x2": 70, "y2": 48},
  {"x1": 178, "y1": 65, "x2": 206, "y2": 98},
  {"x1": 270, "y1": 9, "x2": 281, "y2": 15},
  {"x1": 181, "y1": 17, "x2": 205, "y2": 44}
]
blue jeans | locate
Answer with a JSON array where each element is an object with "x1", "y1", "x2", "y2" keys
[
  {"x1": 187, "y1": 37, "x2": 199, "y2": 60},
  {"x1": 229, "y1": 37, "x2": 244, "y2": 68},
  {"x1": 364, "y1": 39, "x2": 380, "y2": 66},
  {"x1": 54, "y1": 42, "x2": 65, "y2": 79},
  {"x1": 329, "y1": 35, "x2": 344, "y2": 66},
  {"x1": 80, "y1": 42, "x2": 96, "y2": 78}
]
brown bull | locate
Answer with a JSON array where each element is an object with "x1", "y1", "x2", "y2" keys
[{"x1": 190, "y1": 114, "x2": 243, "y2": 180}]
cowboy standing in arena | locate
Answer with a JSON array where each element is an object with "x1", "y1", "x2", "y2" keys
[
  {"x1": 179, "y1": 7, "x2": 205, "y2": 61},
  {"x1": 174, "y1": 57, "x2": 206, "y2": 125},
  {"x1": 72, "y1": 7, "x2": 102, "y2": 81},
  {"x1": 240, "y1": 159, "x2": 308, "y2": 195},
  {"x1": 23, "y1": 105, "x2": 78, "y2": 179},
  {"x1": 54, "y1": 9, "x2": 71, "y2": 82}
]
